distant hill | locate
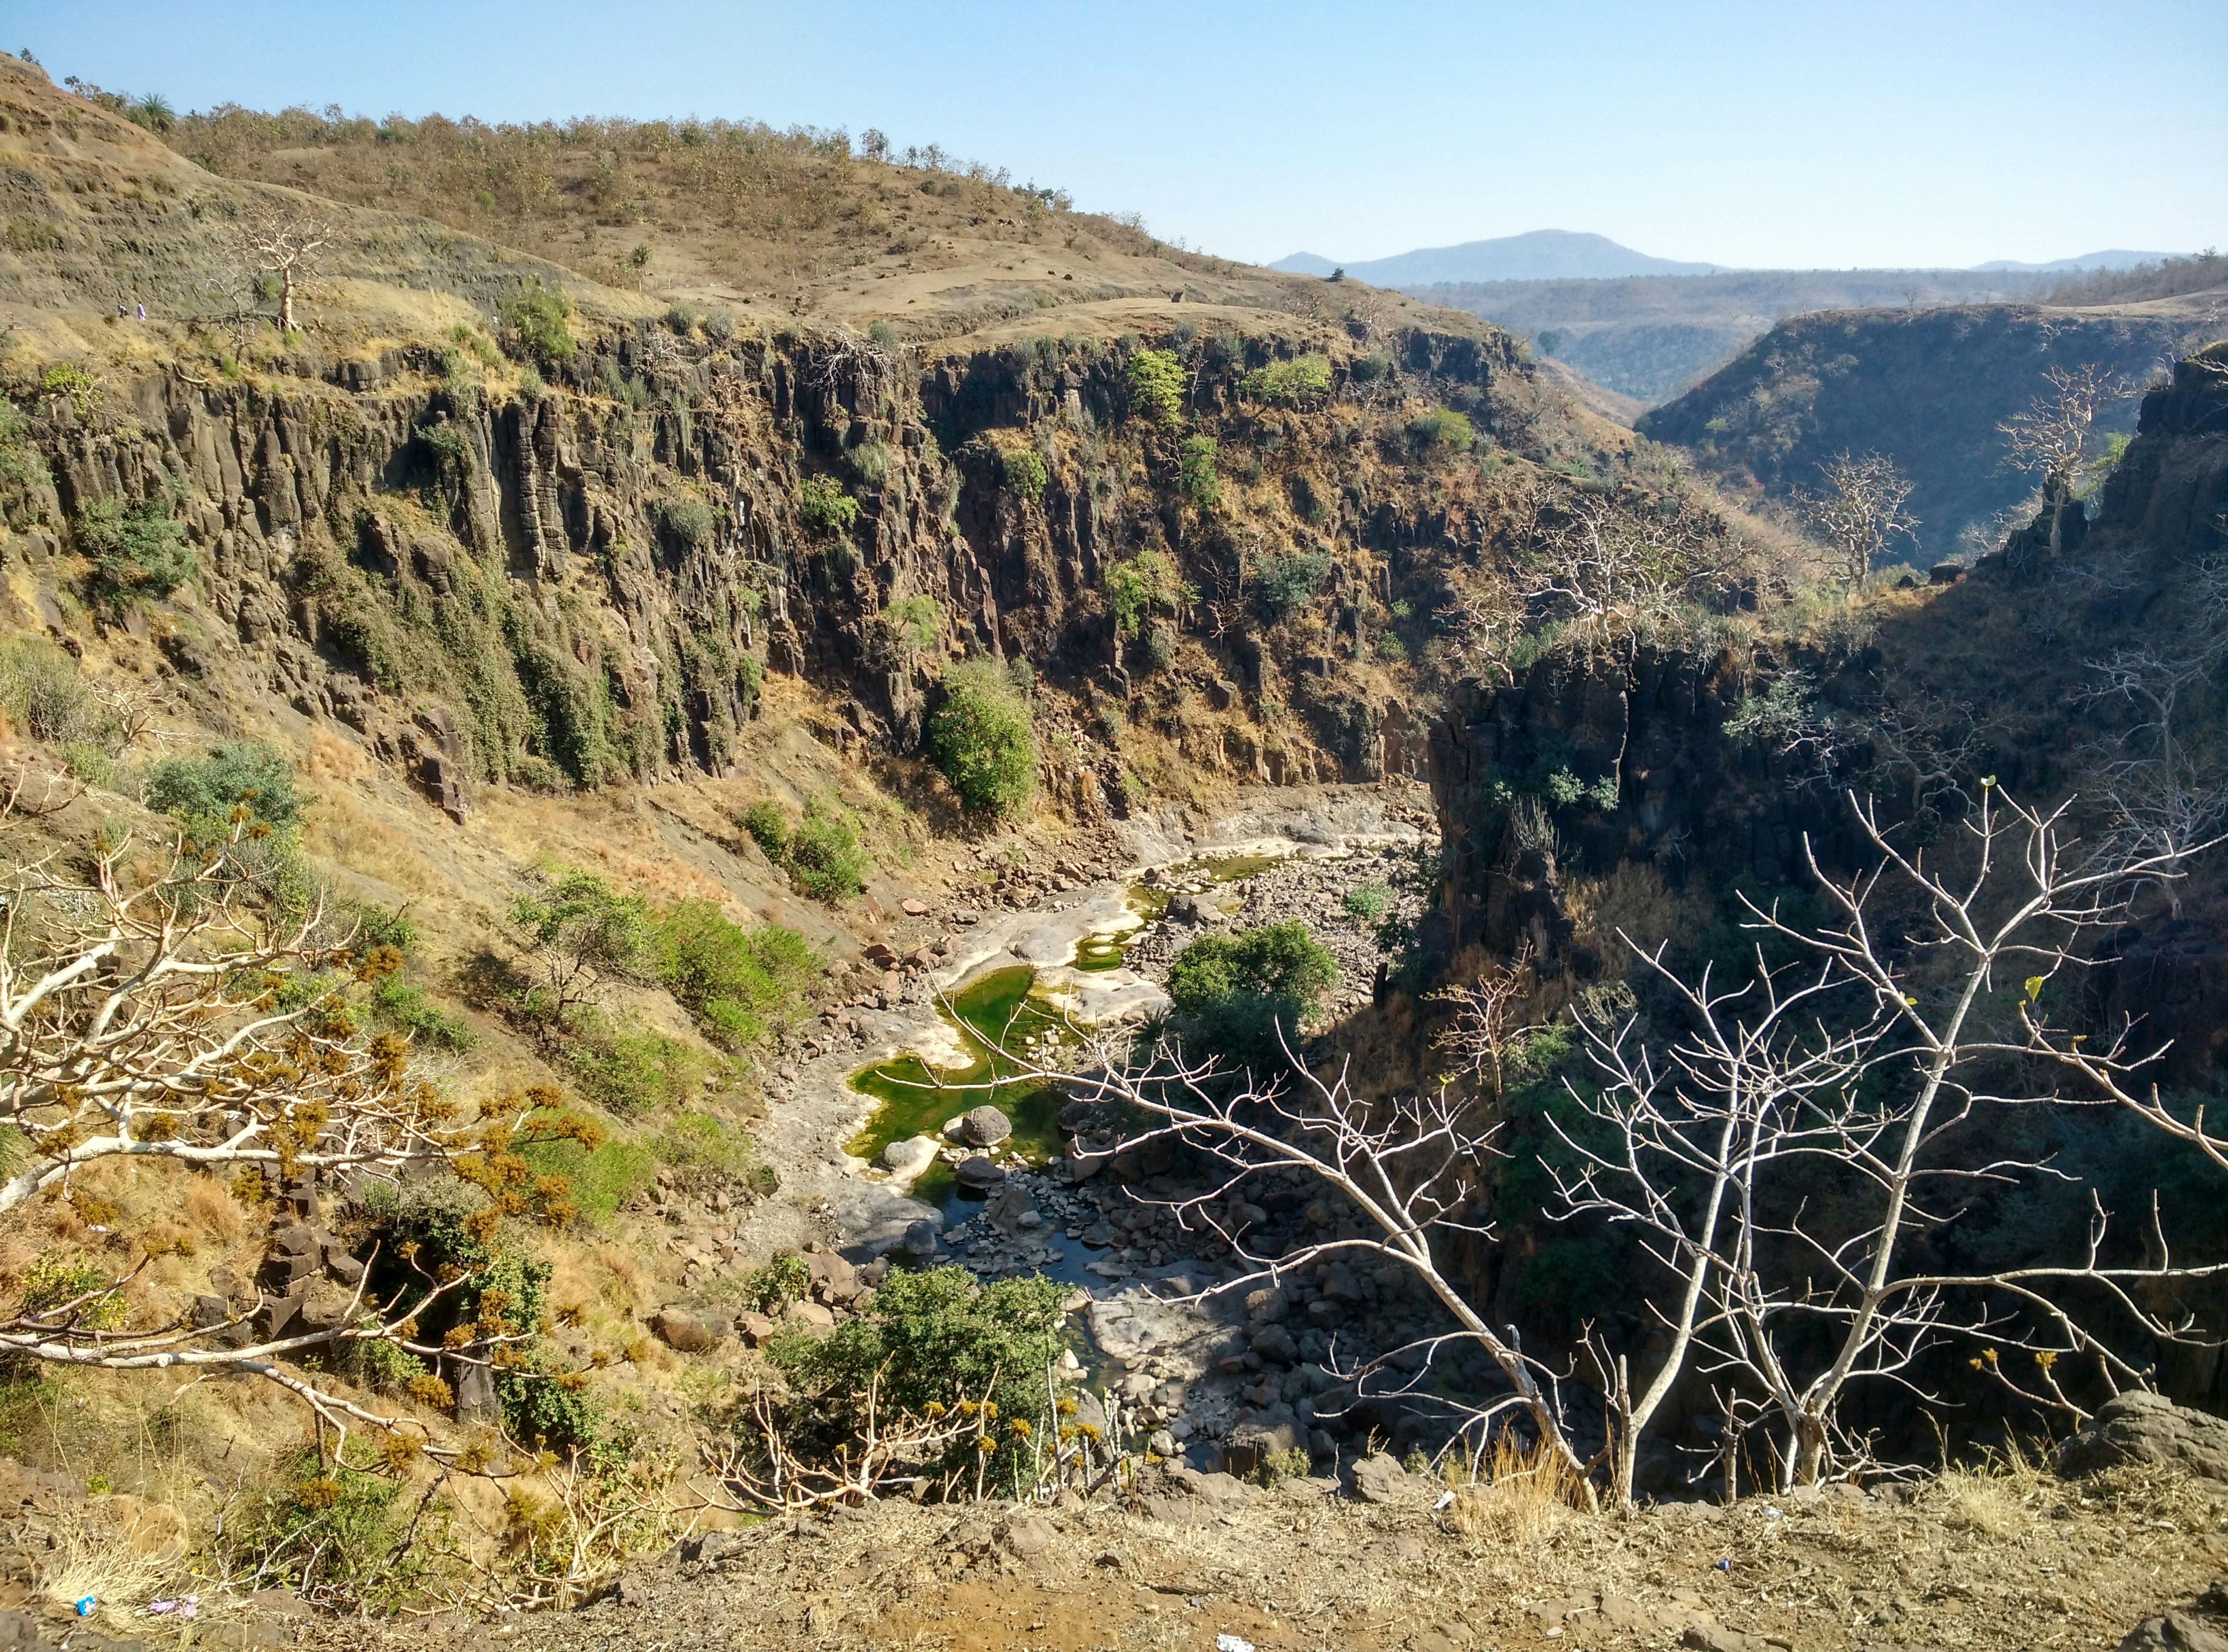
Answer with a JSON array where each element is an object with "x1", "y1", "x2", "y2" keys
[
  {"x1": 1411, "y1": 269, "x2": 2070, "y2": 404},
  {"x1": 1971, "y1": 249, "x2": 2180, "y2": 272},
  {"x1": 1637, "y1": 296, "x2": 2223, "y2": 563},
  {"x1": 1271, "y1": 230, "x2": 1721, "y2": 285}
]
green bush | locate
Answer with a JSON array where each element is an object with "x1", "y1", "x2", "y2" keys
[
  {"x1": 1178, "y1": 434, "x2": 1221, "y2": 511},
  {"x1": 867, "y1": 320, "x2": 903, "y2": 351},
  {"x1": 743, "y1": 1252, "x2": 810, "y2": 1314},
  {"x1": 645, "y1": 898, "x2": 816, "y2": 1048},
  {"x1": 1166, "y1": 920, "x2": 1338, "y2": 1070},
  {"x1": 1407, "y1": 408, "x2": 1475, "y2": 452},
  {"x1": 561, "y1": 1016, "x2": 709, "y2": 1118},
  {"x1": 1254, "y1": 549, "x2": 1329, "y2": 614},
  {"x1": 214, "y1": 1450, "x2": 412, "y2": 1608},
  {"x1": 501, "y1": 275, "x2": 576, "y2": 362},
  {"x1": 144, "y1": 740, "x2": 304, "y2": 831},
  {"x1": 417, "y1": 421, "x2": 471, "y2": 471},
  {"x1": 1238, "y1": 354, "x2": 1332, "y2": 406},
  {"x1": 520, "y1": 1133, "x2": 656, "y2": 1224},
  {"x1": 881, "y1": 594, "x2": 944, "y2": 660},
  {"x1": 1000, "y1": 444, "x2": 1047, "y2": 504},
  {"x1": 369, "y1": 975, "x2": 478, "y2": 1051},
  {"x1": 1127, "y1": 348, "x2": 1185, "y2": 427},
  {"x1": 349, "y1": 901, "x2": 421, "y2": 953},
  {"x1": 787, "y1": 796, "x2": 869, "y2": 903},
  {"x1": 664, "y1": 302, "x2": 699, "y2": 334},
  {"x1": 1341, "y1": 882, "x2": 1391, "y2": 921},
  {"x1": 767, "y1": 1265, "x2": 1065, "y2": 1475},
  {"x1": 798, "y1": 474, "x2": 858, "y2": 535},
  {"x1": 661, "y1": 495, "x2": 717, "y2": 549},
  {"x1": 0, "y1": 636, "x2": 104, "y2": 744},
  {"x1": 926, "y1": 661, "x2": 1037, "y2": 819},
  {"x1": 739, "y1": 798, "x2": 792, "y2": 861},
  {"x1": 509, "y1": 867, "x2": 649, "y2": 1016},
  {"x1": 77, "y1": 496, "x2": 193, "y2": 599},
  {"x1": 1105, "y1": 547, "x2": 1189, "y2": 638},
  {"x1": 849, "y1": 439, "x2": 894, "y2": 486},
  {"x1": 17, "y1": 1250, "x2": 123, "y2": 1328}
]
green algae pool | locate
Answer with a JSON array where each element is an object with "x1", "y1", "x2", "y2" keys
[{"x1": 846, "y1": 965, "x2": 1073, "y2": 1207}]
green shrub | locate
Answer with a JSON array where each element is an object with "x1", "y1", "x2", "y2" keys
[
  {"x1": 1352, "y1": 352, "x2": 1395, "y2": 383},
  {"x1": 1254, "y1": 549, "x2": 1329, "y2": 614},
  {"x1": 349, "y1": 901, "x2": 421, "y2": 953},
  {"x1": 881, "y1": 593, "x2": 944, "y2": 660},
  {"x1": 144, "y1": 740, "x2": 304, "y2": 831},
  {"x1": 646, "y1": 899, "x2": 816, "y2": 1048},
  {"x1": 787, "y1": 796, "x2": 868, "y2": 903},
  {"x1": 214, "y1": 1450, "x2": 411, "y2": 1608},
  {"x1": 798, "y1": 473, "x2": 858, "y2": 535},
  {"x1": 1166, "y1": 921, "x2": 1338, "y2": 1070},
  {"x1": 520, "y1": 1132, "x2": 656, "y2": 1224},
  {"x1": 849, "y1": 439, "x2": 894, "y2": 486},
  {"x1": 0, "y1": 636, "x2": 103, "y2": 744},
  {"x1": 926, "y1": 661, "x2": 1037, "y2": 819},
  {"x1": 1105, "y1": 547, "x2": 1189, "y2": 638},
  {"x1": 1407, "y1": 408, "x2": 1475, "y2": 452},
  {"x1": 1000, "y1": 444, "x2": 1047, "y2": 504},
  {"x1": 17, "y1": 1250, "x2": 124, "y2": 1327},
  {"x1": 767, "y1": 1266, "x2": 1065, "y2": 1475},
  {"x1": 661, "y1": 495, "x2": 717, "y2": 549},
  {"x1": 1238, "y1": 354, "x2": 1332, "y2": 406},
  {"x1": 739, "y1": 798, "x2": 792, "y2": 861},
  {"x1": 509, "y1": 867, "x2": 649, "y2": 1015},
  {"x1": 416, "y1": 420, "x2": 471, "y2": 471},
  {"x1": 562, "y1": 1017, "x2": 708, "y2": 1117},
  {"x1": 743, "y1": 1251, "x2": 810, "y2": 1314},
  {"x1": 1178, "y1": 434, "x2": 1221, "y2": 511},
  {"x1": 1127, "y1": 348, "x2": 1185, "y2": 427},
  {"x1": 77, "y1": 496, "x2": 193, "y2": 599},
  {"x1": 664, "y1": 302, "x2": 699, "y2": 334},
  {"x1": 501, "y1": 275, "x2": 576, "y2": 362},
  {"x1": 1341, "y1": 882, "x2": 1391, "y2": 922},
  {"x1": 867, "y1": 320, "x2": 903, "y2": 351},
  {"x1": 369, "y1": 975, "x2": 477, "y2": 1051}
]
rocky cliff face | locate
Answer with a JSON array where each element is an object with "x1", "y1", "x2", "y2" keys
[{"x1": 0, "y1": 309, "x2": 1583, "y2": 828}]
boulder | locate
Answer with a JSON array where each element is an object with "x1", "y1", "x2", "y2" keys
[
  {"x1": 651, "y1": 1306, "x2": 725, "y2": 1354},
  {"x1": 1348, "y1": 1451, "x2": 1424, "y2": 1504},
  {"x1": 2117, "y1": 1584, "x2": 2228, "y2": 1652},
  {"x1": 1248, "y1": 1324, "x2": 1298, "y2": 1364},
  {"x1": 955, "y1": 1154, "x2": 1007, "y2": 1191},
  {"x1": 804, "y1": 1247, "x2": 860, "y2": 1304},
  {"x1": 733, "y1": 1310, "x2": 777, "y2": 1347},
  {"x1": 2057, "y1": 1390, "x2": 2228, "y2": 1484},
  {"x1": 899, "y1": 1218, "x2": 944, "y2": 1261},
  {"x1": 960, "y1": 1105, "x2": 1014, "y2": 1147},
  {"x1": 984, "y1": 1184, "x2": 1036, "y2": 1234},
  {"x1": 901, "y1": 897, "x2": 930, "y2": 917},
  {"x1": 879, "y1": 1135, "x2": 940, "y2": 1181}
]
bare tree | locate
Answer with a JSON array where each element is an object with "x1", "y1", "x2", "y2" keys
[
  {"x1": 1520, "y1": 490, "x2": 1723, "y2": 652},
  {"x1": 1802, "y1": 451, "x2": 1919, "y2": 583},
  {"x1": 0, "y1": 823, "x2": 600, "y2": 1447},
  {"x1": 236, "y1": 209, "x2": 334, "y2": 335},
  {"x1": 1552, "y1": 785, "x2": 2226, "y2": 1498},
  {"x1": 1999, "y1": 363, "x2": 2127, "y2": 555}
]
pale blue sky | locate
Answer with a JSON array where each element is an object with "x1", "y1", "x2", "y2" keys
[{"x1": 11, "y1": 0, "x2": 2223, "y2": 270}]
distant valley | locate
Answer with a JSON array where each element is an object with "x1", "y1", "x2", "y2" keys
[{"x1": 1274, "y1": 231, "x2": 2195, "y2": 402}]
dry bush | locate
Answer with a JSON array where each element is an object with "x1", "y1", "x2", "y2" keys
[
  {"x1": 1566, "y1": 861, "x2": 1707, "y2": 962},
  {"x1": 1445, "y1": 1436, "x2": 1593, "y2": 1545},
  {"x1": 1932, "y1": 1443, "x2": 2049, "y2": 1537},
  {"x1": 179, "y1": 1175, "x2": 248, "y2": 1243},
  {"x1": 30, "y1": 1502, "x2": 186, "y2": 1626}
]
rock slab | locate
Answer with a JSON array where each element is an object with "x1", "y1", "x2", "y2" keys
[{"x1": 2058, "y1": 1391, "x2": 2228, "y2": 1484}]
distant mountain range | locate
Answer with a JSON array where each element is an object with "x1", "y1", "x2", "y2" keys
[
  {"x1": 1270, "y1": 231, "x2": 1720, "y2": 285},
  {"x1": 1270, "y1": 231, "x2": 2184, "y2": 287}
]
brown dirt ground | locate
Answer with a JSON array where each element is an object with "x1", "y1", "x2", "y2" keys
[{"x1": 280, "y1": 1461, "x2": 2226, "y2": 1652}]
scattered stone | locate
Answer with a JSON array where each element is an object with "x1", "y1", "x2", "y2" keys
[
  {"x1": 901, "y1": 897, "x2": 930, "y2": 916},
  {"x1": 1223, "y1": 1419, "x2": 1305, "y2": 1478},
  {"x1": 786, "y1": 1299, "x2": 836, "y2": 1332},
  {"x1": 733, "y1": 1310, "x2": 777, "y2": 1346}
]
